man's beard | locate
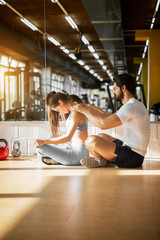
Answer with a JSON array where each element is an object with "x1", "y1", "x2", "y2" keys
[{"x1": 115, "y1": 90, "x2": 123, "y2": 102}]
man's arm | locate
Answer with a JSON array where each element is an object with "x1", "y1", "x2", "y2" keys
[{"x1": 74, "y1": 104, "x2": 122, "y2": 129}]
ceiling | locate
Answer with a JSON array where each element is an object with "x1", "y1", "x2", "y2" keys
[{"x1": 0, "y1": 0, "x2": 159, "y2": 88}]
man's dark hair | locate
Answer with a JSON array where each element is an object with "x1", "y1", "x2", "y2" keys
[{"x1": 113, "y1": 74, "x2": 137, "y2": 97}]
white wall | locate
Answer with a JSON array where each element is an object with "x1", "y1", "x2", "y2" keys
[{"x1": 0, "y1": 121, "x2": 159, "y2": 158}]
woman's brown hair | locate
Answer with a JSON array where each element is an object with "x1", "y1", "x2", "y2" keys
[{"x1": 46, "y1": 92, "x2": 82, "y2": 137}]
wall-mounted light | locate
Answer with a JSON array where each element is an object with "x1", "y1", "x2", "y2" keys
[
  {"x1": 48, "y1": 36, "x2": 60, "y2": 46},
  {"x1": 0, "y1": 0, "x2": 6, "y2": 4},
  {"x1": 21, "y1": 18, "x2": 38, "y2": 31},
  {"x1": 65, "y1": 15, "x2": 78, "y2": 29},
  {"x1": 81, "y1": 35, "x2": 89, "y2": 45}
]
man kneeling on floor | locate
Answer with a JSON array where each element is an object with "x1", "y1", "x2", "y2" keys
[{"x1": 74, "y1": 74, "x2": 150, "y2": 168}]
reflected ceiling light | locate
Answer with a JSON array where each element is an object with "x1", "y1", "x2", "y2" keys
[
  {"x1": 100, "y1": 78, "x2": 103, "y2": 81},
  {"x1": 51, "y1": 0, "x2": 58, "y2": 3},
  {"x1": 65, "y1": 15, "x2": 78, "y2": 29},
  {"x1": 98, "y1": 60, "x2": 104, "y2": 66},
  {"x1": 146, "y1": 40, "x2": 149, "y2": 46},
  {"x1": 60, "y1": 46, "x2": 69, "y2": 54},
  {"x1": 84, "y1": 65, "x2": 90, "y2": 70},
  {"x1": 69, "y1": 53, "x2": 77, "y2": 60},
  {"x1": 93, "y1": 53, "x2": 99, "y2": 59},
  {"x1": 77, "y1": 60, "x2": 85, "y2": 66},
  {"x1": 0, "y1": 0, "x2": 6, "y2": 4},
  {"x1": 48, "y1": 36, "x2": 60, "y2": 46},
  {"x1": 93, "y1": 73, "x2": 98, "y2": 77},
  {"x1": 81, "y1": 35, "x2": 89, "y2": 45},
  {"x1": 88, "y1": 45, "x2": 95, "y2": 53},
  {"x1": 21, "y1": 18, "x2": 38, "y2": 31}
]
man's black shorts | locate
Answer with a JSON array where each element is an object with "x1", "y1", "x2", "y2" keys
[{"x1": 111, "y1": 139, "x2": 144, "y2": 168}]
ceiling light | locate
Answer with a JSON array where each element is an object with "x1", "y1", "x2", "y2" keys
[
  {"x1": 142, "y1": 52, "x2": 145, "y2": 59},
  {"x1": 51, "y1": 0, "x2": 58, "y2": 3},
  {"x1": 60, "y1": 46, "x2": 69, "y2": 54},
  {"x1": 88, "y1": 45, "x2": 95, "y2": 53},
  {"x1": 81, "y1": 35, "x2": 89, "y2": 45},
  {"x1": 0, "y1": 0, "x2": 6, "y2": 4},
  {"x1": 98, "y1": 60, "x2": 104, "y2": 66},
  {"x1": 144, "y1": 46, "x2": 148, "y2": 54},
  {"x1": 84, "y1": 65, "x2": 90, "y2": 71},
  {"x1": 65, "y1": 15, "x2": 78, "y2": 29},
  {"x1": 89, "y1": 69, "x2": 94, "y2": 74},
  {"x1": 150, "y1": 17, "x2": 156, "y2": 29},
  {"x1": 102, "y1": 65, "x2": 107, "y2": 70},
  {"x1": 138, "y1": 63, "x2": 143, "y2": 75},
  {"x1": 77, "y1": 60, "x2": 84, "y2": 66},
  {"x1": 146, "y1": 40, "x2": 149, "y2": 46},
  {"x1": 69, "y1": 53, "x2": 77, "y2": 60},
  {"x1": 155, "y1": 0, "x2": 160, "y2": 12},
  {"x1": 21, "y1": 18, "x2": 38, "y2": 31},
  {"x1": 93, "y1": 73, "x2": 98, "y2": 77},
  {"x1": 48, "y1": 36, "x2": 60, "y2": 46},
  {"x1": 93, "y1": 53, "x2": 99, "y2": 59}
]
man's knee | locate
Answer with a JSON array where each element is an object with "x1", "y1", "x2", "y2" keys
[
  {"x1": 98, "y1": 133, "x2": 106, "y2": 138},
  {"x1": 85, "y1": 135, "x2": 98, "y2": 149}
]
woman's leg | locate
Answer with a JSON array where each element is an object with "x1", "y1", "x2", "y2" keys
[{"x1": 37, "y1": 143, "x2": 88, "y2": 166}]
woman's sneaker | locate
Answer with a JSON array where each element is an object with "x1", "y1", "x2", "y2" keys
[
  {"x1": 42, "y1": 157, "x2": 58, "y2": 165},
  {"x1": 80, "y1": 157, "x2": 108, "y2": 168}
]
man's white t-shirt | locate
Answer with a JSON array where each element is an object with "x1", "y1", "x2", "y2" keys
[{"x1": 116, "y1": 98, "x2": 150, "y2": 156}]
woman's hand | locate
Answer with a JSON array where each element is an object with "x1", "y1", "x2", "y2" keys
[{"x1": 34, "y1": 139, "x2": 47, "y2": 148}]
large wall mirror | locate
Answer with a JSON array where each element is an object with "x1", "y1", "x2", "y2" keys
[
  {"x1": 0, "y1": 1, "x2": 158, "y2": 122},
  {"x1": 0, "y1": 0, "x2": 88, "y2": 121}
]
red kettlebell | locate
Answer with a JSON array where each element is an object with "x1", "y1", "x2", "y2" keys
[{"x1": 0, "y1": 139, "x2": 9, "y2": 160}]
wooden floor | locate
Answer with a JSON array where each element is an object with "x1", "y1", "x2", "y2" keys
[{"x1": 0, "y1": 156, "x2": 160, "y2": 240}]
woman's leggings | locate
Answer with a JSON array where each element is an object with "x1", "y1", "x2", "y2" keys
[{"x1": 37, "y1": 141, "x2": 89, "y2": 166}]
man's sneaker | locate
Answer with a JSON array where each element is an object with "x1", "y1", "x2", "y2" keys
[
  {"x1": 42, "y1": 157, "x2": 58, "y2": 165},
  {"x1": 80, "y1": 156, "x2": 108, "y2": 168}
]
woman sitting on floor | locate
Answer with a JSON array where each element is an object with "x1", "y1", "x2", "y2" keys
[{"x1": 34, "y1": 92, "x2": 89, "y2": 165}]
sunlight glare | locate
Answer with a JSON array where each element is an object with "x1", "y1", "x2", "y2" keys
[{"x1": 118, "y1": 170, "x2": 160, "y2": 176}]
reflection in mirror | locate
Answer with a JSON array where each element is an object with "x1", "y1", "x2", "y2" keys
[
  {"x1": 0, "y1": 1, "x2": 79, "y2": 121},
  {"x1": 0, "y1": 54, "x2": 68, "y2": 121}
]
